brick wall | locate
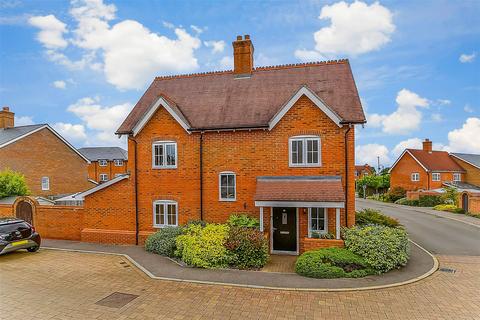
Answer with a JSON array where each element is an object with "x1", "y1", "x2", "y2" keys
[
  {"x1": 0, "y1": 128, "x2": 94, "y2": 196},
  {"x1": 302, "y1": 238, "x2": 345, "y2": 252},
  {"x1": 451, "y1": 157, "x2": 480, "y2": 187},
  {"x1": 35, "y1": 206, "x2": 83, "y2": 240},
  {"x1": 0, "y1": 204, "x2": 12, "y2": 216}
]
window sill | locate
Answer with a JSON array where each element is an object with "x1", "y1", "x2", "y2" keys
[
  {"x1": 152, "y1": 166, "x2": 178, "y2": 170},
  {"x1": 219, "y1": 199, "x2": 236, "y2": 202},
  {"x1": 289, "y1": 164, "x2": 321, "y2": 168},
  {"x1": 153, "y1": 224, "x2": 178, "y2": 228}
]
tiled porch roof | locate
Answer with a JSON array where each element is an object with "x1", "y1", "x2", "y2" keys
[{"x1": 254, "y1": 176, "x2": 345, "y2": 202}]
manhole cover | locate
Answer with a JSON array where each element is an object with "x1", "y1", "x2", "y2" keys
[
  {"x1": 439, "y1": 267, "x2": 456, "y2": 273},
  {"x1": 96, "y1": 292, "x2": 139, "y2": 308}
]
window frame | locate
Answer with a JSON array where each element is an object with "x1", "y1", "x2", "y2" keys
[
  {"x1": 411, "y1": 172, "x2": 420, "y2": 182},
  {"x1": 113, "y1": 159, "x2": 124, "y2": 166},
  {"x1": 98, "y1": 159, "x2": 108, "y2": 167},
  {"x1": 288, "y1": 135, "x2": 321, "y2": 167},
  {"x1": 218, "y1": 171, "x2": 236, "y2": 202},
  {"x1": 432, "y1": 172, "x2": 441, "y2": 182},
  {"x1": 41, "y1": 177, "x2": 50, "y2": 191},
  {"x1": 152, "y1": 200, "x2": 178, "y2": 228},
  {"x1": 99, "y1": 173, "x2": 109, "y2": 182},
  {"x1": 308, "y1": 208, "x2": 328, "y2": 237},
  {"x1": 453, "y1": 173, "x2": 461, "y2": 182},
  {"x1": 152, "y1": 141, "x2": 178, "y2": 169}
]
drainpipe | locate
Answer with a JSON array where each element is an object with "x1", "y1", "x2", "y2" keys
[
  {"x1": 133, "y1": 137, "x2": 139, "y2": 245},
  {"x1": 200, "y1": 132, "x2": 204, "y2": 220},
  {"x1": 344, "y1": 125, "x2": 352, "y2": 227}
]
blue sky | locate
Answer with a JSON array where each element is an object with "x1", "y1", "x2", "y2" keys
[{"x1": 0, "y1": 0, "x2": 479, "y2": 168}]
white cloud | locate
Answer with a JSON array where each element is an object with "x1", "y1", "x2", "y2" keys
[
  {"x1": 464, "y1": 104, "x2": 474, "y2": 113},
  {"x1": 445, "y1": 117, "x2": 480, "y2": 153},
  {"x1": 436, "y1": 99, "x2": 451, "y2": 106},
  {"x1": 191, "y1": 25, "x2": 204, "y2": 34},
  {"x1": 298, "y1": 1, "x2": 394, "y2": 59},
  {"x1": 294, "y1": 49, "x2": 325, "y2": 61},
  {"x1": 204, "y1": 40, "x2": 225, "y2": 53},
  {"x1": 368, "y1": 89, "x2": 429, "y2": 135},
  {"x1": 162, "y1": 21, "x2": 175, "y2": 29},
  {"x1": 219, "y1": 56, "x2": 233, "y2": 69},
  {"x1": 430, "y1": 113, "x2": 443, "y2": 122},
  {"x1": 29, "y1": 0, "x2": 202, "y2": 90},
  {"x1": 391, "y1": 138, "x2": 422, "y2": 159},
  {"x1": 52, "y1": 122, "x2": 87, "y2": 142},
  {"x1": 52, "y1": 80, "x2": 67, "y2": 89},
  {"x1": 356, "y1": 143, "x2": 390, "y2": 166},
  {"x1": 28, "y1": 15, "x2": 68, "y2": 49},
  {"x1": 459, "y1": 52, "x2": 476, "y2": 63},
  {"x1": 14, "y1": 116, "x2": 34, "y2": 126}
]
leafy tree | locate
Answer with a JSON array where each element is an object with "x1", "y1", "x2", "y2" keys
[
  {"x1": 357, "y1": 174, "x2": 390, "y2": 197},
  {"x1": 0, "y1": 169, "x2": 29, "y2": 198},
  {"x1": 441, "y1": 186, "x2": 459, "y2": 206}
]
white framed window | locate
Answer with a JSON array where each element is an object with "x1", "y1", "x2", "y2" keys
[
  {"x1": 99, "y1": 174, "x2": 109, "y2": 182},
  {"x1": 289, "y1": 136, "x2": 321, "y2": 167},
  {"x1": 114, "y1": 159, "x2": 124, "y2": 166},
  {"x1": 453, "y1": 173, "x2": 461, "y2": 182},
  {"x1": 98, "y1": 159, "x2": 108, "y2": 167},
  {"x1": 308, "y1": 208, "x2": 328, "y2": 237},
  {"x1": 41, "y1": 177, "x2": 50, "y2": 191},
  {"x1": 152, "y1": 141, "x2": 177, "y2": 169},
  {"x1": 219, "y1": 172, "x2": 236, "y2": 201},
  {"x1": 153, "y1": 200, "x2": 178, "y2": 227},
  {"x1": 432, "y1": 173, "x2": 441, "y2": 181},
  {"x1": 411, "y1": 173, "x2": 420, "y2": 182}
]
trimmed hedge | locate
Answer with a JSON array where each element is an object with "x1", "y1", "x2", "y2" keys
[
  {"x1": 145, "y1": 227, "x2": 183, "y2": 257},
  {"x1": 418, "y1": 195, "x2": 443, "y2": 207},
  {"x1": 355, "y1": 209, "x2": 400, "y2": 228},
  {"x1": 225, "y1": 226, "x2": 268, "y2": 269},
  {"x1": 343, "y1": 225, "x2": 410, "y2": 273},
  {"x1": 295, "y1": 248, "x2": 375, "y2": 278}
]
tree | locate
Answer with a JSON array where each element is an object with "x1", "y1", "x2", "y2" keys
[
  {"x1": 441, "y1": 186, "x2": 459, "y2": 206},
  {"x1": 0, "y1": 169, "x2": 29, "y2": 198}
]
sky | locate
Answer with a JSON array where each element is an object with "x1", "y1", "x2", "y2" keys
[{"x1": 0, "y1": 0, "x2": 479, "y2": 169}]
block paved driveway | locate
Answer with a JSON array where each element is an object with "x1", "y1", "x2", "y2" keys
[{"x1": 1, "y1": 249, "x2": 479, "y2": 319}]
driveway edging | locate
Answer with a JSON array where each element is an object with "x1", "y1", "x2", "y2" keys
[{"x1": 42, "y1": 240, "x2": 438, "y2": 292}]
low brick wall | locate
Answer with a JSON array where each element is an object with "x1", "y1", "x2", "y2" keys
[
  {"x1": 81, "y1": 228, "x2": 136, "y2": 244},
  {"x1": 406, "y1": 190, "x2": 441, "y2": 200},
  {"x1": 0, "y1": 204, "x2": 13, "y2": 217},
  {"x1": 301, "y1": 238, "x2": 344, "y2": 253},
  {"x1": 35, "y1": 206, "x2": 84, "y2": 240}
]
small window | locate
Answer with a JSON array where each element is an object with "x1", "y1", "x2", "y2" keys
[
  {"x1": 41, "y1": 177, "x2": 50, "y2": 191},
  {"x1": 98, "y1": 159, "x2": 108, "y2": 167},
  {"x1": 411, "y1": 173, "x2": 420, "y2": 182},
  {"x1": 219, "y1": 172, "x2": 236, "y2": 201},
  {"x1": 308, "y1": 208, "x2": 327, "y2": 237},
  {"x1": 289, "y1": 136, "x2": 321, "y2": 167},
  {"x1": 432, "y1": 173, "x2": 440, "y2": 181},
  {"x1": 152, "y1": 141, "x2": 177, "y2": 168},
  {"x1": 99, "y1": 174, "x2": 109, "y2": 182},
  {"x1": 453, "y1": 173, "x2": 461, "y2": 182},
  {"x1": 114, "y1": 159, "x2": 124, "y2": 166},
  {"x1": 153, "y1": 200, "x2": 178, "y2": 227}
]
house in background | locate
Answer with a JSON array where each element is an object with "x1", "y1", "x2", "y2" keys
[
  {"x1": 0, "y1": 107, "x2": 93, "y2": 197},
  {"x1": 450, "y1": 153, "x2": 480, "y2": 187},
  {"x1": 354, "y1": 164, "x2": 374, "y2": 181},
  {"x1": 79, "y1": 147, "x2": 128, "y2": 183},
  {"x1": 389, "y1": 139, "x2": 465, "y2": 191}
]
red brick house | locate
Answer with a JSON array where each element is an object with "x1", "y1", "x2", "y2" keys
[
  {"x1": 389, "y1": 139, "x2": 465, "y2": 191},
  {"x1": 79, "y1": 147, "x2": 128, "y2": 183},
  {"x1": 354, "y1": 164, "x2": 374, "y2": 181},
  {"x1": 0, "y1": 107, "x2": 93, "y2": 197}
]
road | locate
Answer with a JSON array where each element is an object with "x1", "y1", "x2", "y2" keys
[{"x1": 356, "y1": 198, "x2": 480, "y2": 256}]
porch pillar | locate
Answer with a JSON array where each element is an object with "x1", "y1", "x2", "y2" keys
[
  {"x1": 259, "y1": 207, "x2": 264, "y2": 232},
  {"x1": 335, "y1": 208, "x2": 341, "y2": 240}
]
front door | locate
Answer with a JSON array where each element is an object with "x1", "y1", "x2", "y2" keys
[{"x1": 272, "y1": 207, "x2": 297, "y2": 252}]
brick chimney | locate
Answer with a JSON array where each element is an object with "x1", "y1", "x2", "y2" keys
[
  {"x1": 0, "y1": 106, "x2": 14, "y2": 129},
  {"x1": 422, "y1": 138, "x2": 432, "y2": 153},
  {"x1": 232, "y1": 35, "x2": 254, "y2": 76}
]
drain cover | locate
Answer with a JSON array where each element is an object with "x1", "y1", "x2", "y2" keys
[
  {"x1": 96, "y1": 292, "x2": 139, "y2": 308},
  {"x1": 439, "y1": 267, "x2": 456, "y2": 273}
]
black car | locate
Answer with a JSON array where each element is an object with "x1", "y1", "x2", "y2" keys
[{"x1": 0, "y1": 217, "x2": 41, "y2": 255}]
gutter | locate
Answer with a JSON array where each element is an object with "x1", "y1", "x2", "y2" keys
[
  {"x1": 133, "y1": 137, "x2": 139, "y2": 245},
  {"x1": 344, "y1": 124, "x2": 352, "y2": 227},
  {"x1": 188, "y1": 125, "x2": 269, "y2": 133},
  {"x1": 200, "y1": 132, "x2": 204, "y2": 220}
]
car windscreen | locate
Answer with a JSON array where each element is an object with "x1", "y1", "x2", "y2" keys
[{"x1": 0, "y1": 222, "x2": 29, "y2": 235}]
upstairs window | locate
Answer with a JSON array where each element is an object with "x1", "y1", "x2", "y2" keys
[
  {"x1": 432, "y1": 173, "x2": 441, "y2": 181},
  {"x1": 152, "y1": 141, "x2": 177, "y2": 169},
  {"x1": 411, "y1": 173, "x2": 420, "y2": 182},
  {"x1": 41, "y1": 177, "x2": 50, "y2": 191},
  {"x1": 100, "y1": 174, "x2": 109, "y2": 182},
  {"x1": 153, "y1": 200, "x2": 178, "y2": 227},
  {"x1": 289, "y1": 136, "x2": 320, "y2": 167},
  {"x1": 114, "y1": 159, "x2": 124, "y2": 166},
  {"x1": 219, "y1": 172, "x2": 236, "y2": 201},
  {"x1": 98, "y1": 159, "x2": 108, "y2": 167},
  {"x1": 453, "y1": 173, "x2": 461, "y2": 182}
]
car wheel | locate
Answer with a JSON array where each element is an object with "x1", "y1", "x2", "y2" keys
[{"x1": 27, "y1": 246, "x2": 39, "y2": 252}]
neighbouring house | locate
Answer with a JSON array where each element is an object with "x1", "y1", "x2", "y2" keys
[
  {"x1": 0, "y1": 35, "x2": 366, "y2": 253},
  {"x1": 450, "y1": 153, "x2": 480, "y2": 187},
  {"x1": 0, "y1": 107, "x2": 94, "y2": 198},
  {"x1": 354, "y1": 164, "x2": 374, "y2": 181},
  {"x1": 389, "y1": 139, "x2": 465, "y2": 192},
  {"x1": 79, "y1": 147, "x2": 128, "y2": 183}
]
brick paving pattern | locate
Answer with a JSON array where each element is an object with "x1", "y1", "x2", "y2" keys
[
  {"x1": 261, "y1": 255, "x2": 297, "y2": 273},
  {"x1": 1, "y1": 250, "x2": 479, "y2": 319}
]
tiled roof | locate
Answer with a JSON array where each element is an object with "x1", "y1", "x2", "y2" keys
[
  {"x1": 117, "y1": 60, "x2": 365, "y2": 133},
  {"x1": 254, "y1": 176, "x2": 345, "y2": 202},
  {"x1": 408, "y1": 149, "x2": 465, "y2": 172},
  {"x1": 0, "y1": 124, "x2": 45, "y2": 146},
  {"x1": 78, "y1": 147, "x2": 128, "y2": 161},
  {"x1": 451, "y1": 153, "x2": 480, "y2": 169}
]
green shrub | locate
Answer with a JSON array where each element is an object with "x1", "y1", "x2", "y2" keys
[
  {"x1": 0, "y1": 169, "x2": 29, "y2": 198},
  {"x1": 227, "y1": 214, "x2": 259, "y2": 228},
  {"x1": 343, "y1": 225, "x2": 410, "y2": 273},
  {"x1": 295, "y1": 248, "x2": 375, "y2": 278},
  {"x1": 385, "y1": 187, "x2": 406, "y2": 203},
  {"x1": 441, "y1": 186, "x2": 459, "y2": 206},
  {"x1": 433, "y1": 204, "x2": 465, "y2": 214},
  {"x1": 395, "y1": 197, "x2": 408, "y2": 205},
  {"x1": 175, "y1": 223, "x2": 232, "y2": 268},
  {"x1": 225, "y1": 226, "x2": 269, "y2": 269},
  {"x1": 145, "y1": 227, "x2": 183, "y2": 257},
  {"x1": 355, "y1": 209, "x2": 400, "y2": 228},
  {"x1": 185, "y1": 219, "x2": 207, "y2": 227},
  {"x1": 395, "y1": 198, "x2": 419, "y2": 206},
  {"x1": 418, "y1": 195, "x2": 444, "y2": 207}
]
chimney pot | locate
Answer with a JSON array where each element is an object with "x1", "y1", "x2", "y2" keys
[
  {"x1": 422, "y1": 138, "x2": 433, "y2": 153},
  {"x1": 236, "y1": 35, "x2": 242, "y2": 40},
  {"x1": 232, "y1": 34, "x2": 254, "y2": 76},
  {"x1": 244, "y1": 34, "x2": 250, "y2": 39}
]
